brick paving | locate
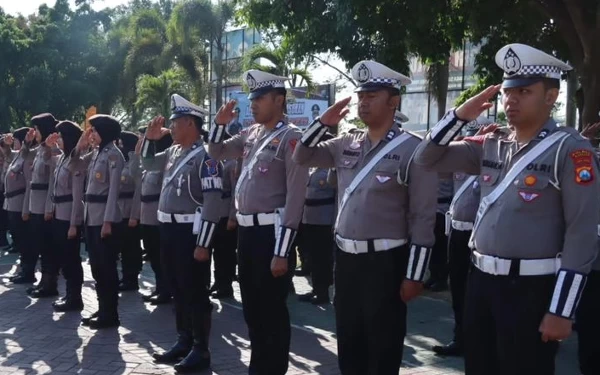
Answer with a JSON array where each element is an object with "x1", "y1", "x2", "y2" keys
[{"x1": 0, "y1": 247, "x2": 580, "y2": 375}]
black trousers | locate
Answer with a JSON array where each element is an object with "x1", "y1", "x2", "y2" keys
[
  {"x1": 238, "y1": 225, "x2": 291, "y2": 375},
  {"x1": 295, "y1": 223, "x2": 311, "y2": 272},
  {"x1": 52, "y1": 219, "x2": 83, "y2": 299},
  {"x1": 160, "y1": 222, "x2": 211, "y2": 350},
  {"x1": 428, "y1": 212, "x2": 448, "y2": 283},
  {"x1": 301, "y1": 224, "x2": 333, "y2": 296},
  {"x1": 335, "y1": 245, "x2": 408, "y2": 375},
  {"x1": 141, "y1": 224, "x2": 169, "y2": 296},
  {"x1": 464, "y1": 267, "x2": 558, "y2": 375},
  {"x1": 7, "y1": 211, "x2": 30, "y2": 275},
  {"x1": 120, "y1": 219, "x2": 142, "y2": 284},
  {"x1": 0, "y1": 195, "x2": 9, "y2": 246},
  {"x1": 86, "y1": 224, "x2": 122, "y2": 320},
  {"x1": 576, "y1": 270, "x2": 600, "y2": 375},
  {"x1": 212, "y1": 217, "x2": 237, "y2": 289},
  {"x1": 28, "y1": 214, "x2": 58, "y2": 277},
  {"x1": 448, "y1": 228, "x2": 472, "y2": 344}
]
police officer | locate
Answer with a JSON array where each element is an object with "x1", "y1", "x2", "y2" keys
[
  {"x1": 209, "y1": 133, "x2": 239, "y2": 299},
  {"x1": 0, "y1": 128, "x2": 34, "y2": 283},
  {"x1": 73, "y1": 115, "x2": 124, "y2": 329},
  {"x1": 209, "y1": 69, "x2": 309, "y2": 375},
  {"x1": 146, "y1": 94, "x2": 222, "y2": 373},
  {"x1": 431, "y1": 118, "x2": 489, "y2": 357},
  {"x1": 45, "y1": 122, "x2": 85, "y2": 311},
  {"x1": 293, "y1": 60, "x2": 437, "y2": 375},
  {"x1": 25, "y1": 113, "x2": 60, "y2": 298},
  {"x1": 117, "y1": 131, "x2": 143, "y2": 291},
  {"x1": 297, "y1": 162, "x2": 336, "y2": 305},
  {"x1": 139, "y1": 131, "x2": 173, "y2": 305},
  {"x1": 414, "y1": 44, "x2": 600, "y2": 374}
]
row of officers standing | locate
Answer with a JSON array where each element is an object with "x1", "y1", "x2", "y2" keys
[{"x1": 1, "y1": 41, "x2": 599, "y2": 375}]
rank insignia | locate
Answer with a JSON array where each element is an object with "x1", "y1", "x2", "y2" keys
[{"x1": 519, "y1": 191, "x2": 539, "y2": 202}]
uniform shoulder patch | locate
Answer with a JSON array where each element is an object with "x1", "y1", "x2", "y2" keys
[
  {"x1": 204, "y1": 158, "x2": 219, "y2": 177},
  {"x1": 289, "y1": 138, "x2": 298, "y2": 152},
  {"x1": 571, "y1": 149, "x2": 594, "y2": 185}
]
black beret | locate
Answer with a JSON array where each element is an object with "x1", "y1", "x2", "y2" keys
[
  {"x1": 13, "y1": 127, "x2": 31, "y2": 143},
  {"x1": 31, "y1": 113, "x2": 58, "y2": 128}
]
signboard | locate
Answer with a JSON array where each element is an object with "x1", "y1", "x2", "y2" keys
[{"x1": 227, "y1": 84, "x2": 334, "y2": 129}]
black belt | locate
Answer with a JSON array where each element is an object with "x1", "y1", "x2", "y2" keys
[
  {"x1": 222, "y1": 192, "x2": 232, "y2": 199},
  {"x1": 31, "y1": 183, "x2": 49, "y2": 191},
  {"x1": 141, "y1": 194, "x2": 160, "y2": 203},
  {"x1": 5, "y1": 188, "x2": 26, "y2": 198},
  {"x1": 84, "y1": 194, "x2": 108, "y2": 203},
  {"x1": 305, "y1": 197, "x2": 335, "y2": 207},
  {"x1": 119, "y1": 191, "x2": 135, "y2": 199},
  {"x1": 438, "y1": 197, "x2": 452, "y2": 204},
  {"x1": 52, "y1": 194, "x2": 73, "y2": 204}
]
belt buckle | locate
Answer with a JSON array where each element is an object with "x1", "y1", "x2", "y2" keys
[
  {"x1": 483, "y1": 256, "x2": 497, "y2": 275},
  {"x1": 350, "y1": 240, "x2": 359, "y2": 254}
]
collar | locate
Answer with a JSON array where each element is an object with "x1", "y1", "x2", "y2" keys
[{"x1": 384, "y1": 124, "x2": 401, "y2": 142}]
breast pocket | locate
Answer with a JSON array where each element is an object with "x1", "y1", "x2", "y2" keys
[
  {"x1": 33, "y1": 158, "x2": 49, "y2": 180},
  {"x1": 513, "y1": 173, "x2": 549, "y2": 203},
  {"x1": 57, "y1": 166, "x2": 72, "y2": 189},
  {"x1": 372, "y1": 162, "x2": 398, "y2": 189},
  {"x1": 255, "y1": 150, "x2": 276, "y2": 175}
]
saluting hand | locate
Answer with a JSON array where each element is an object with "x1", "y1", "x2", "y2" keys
[
  {"x1": 145, "y1": 116, "x2": 169, "y2": 140},
  {"x1": 271, "y1": 256, "x2": 288, "y2": 278},
  {"x1": 45, "y1": 132, "x2": 60, "y2": 149},
  {"x1": 320, "y1": 97, "x2": 351, "y2": 126},
  {"x1": 76, "y1": 128, "x2": 93, "y2": 152},
  {"x1": 2, "y1": 134, "x2": 14, "y2": 147},
  {"x1": 455, "y1": 85, "x2": 501, "y2": 122},
  {"x1": 101, "y1": 222, "x2": 112, "y2": 238},
  {"x1": 214, "y1": 100, "x2": 237, "y2": 126},
  {"x1": 475, "y1": 123, "x2": 500, "y2": 136},
  {"x1": 539, "y1": 313, "x2": 572, "y2": 342},
  {"x1": 25, "y1": 128, "x2": 35, "y2": 144},
  {"x1": 194, "y1": 246, "x2": 210, "y2": 262},
  {"x1": 399, "y1": 279, "x2": 424, "y2": 303}
]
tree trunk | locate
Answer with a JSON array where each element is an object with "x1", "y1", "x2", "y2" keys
[
  {"x1": 565, "y1": 71, "x2": 578, "y2": 128},
  {"x1": 435, "y1": 59, "x2": 450, "y2": 121},
  {"x1": 578, "y1": 51, "x2": 600, "y2": 127}
]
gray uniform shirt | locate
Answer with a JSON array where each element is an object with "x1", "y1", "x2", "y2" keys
[
  {"x1": 141, "y1": 139, "x2": 222, "y2": 224},
  {"x1": 208, "y1": 122, "x2": 309, "y2": 230},
  {"x1": 140, "y1": 169, "x2": 163, "y2": 226},
  {"x1": 27, "y1": 145, "x2": 54, "y2": 215},
  {"x1": 72, "y1": 143, "x2": 125, "y2": 226},
  {"x1": 302, "y1": 167, "x2": 336, "y2": 226},
  {"x1": 118, "y1": 153, "x2": 141, "y2": 220},
  {"x1": 450, "y1": 173, "x2": 480, "y2": 223},
  {"x1": 50, "y1": 154, "x2": 85, "y2": 226},
  {"x1": 293, "y1": 123, "x2": 437, "y2": 246},
  {"x1": 3, "y1": 146, "x2": 34, "y2": 214},
  {"x1": 415, "y1": 115, "x2": 600, "y2": 274}
]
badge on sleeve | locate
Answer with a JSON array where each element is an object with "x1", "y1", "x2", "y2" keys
[
  {"x1": 289, "y1": 139, "x2": 298, "y2": 152},
  {"x1": 108, "y1": 154, "x2": 118, "y2": 168},
  {"x1": 204, "y1": 159, "x2": 219, "y2": 177},
  {"x1": 570, "y1": 149, "x2": 594, "y2": 185}
]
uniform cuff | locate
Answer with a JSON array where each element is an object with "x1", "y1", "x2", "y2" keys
[
  {"x1": 429, "y1": 110, "x2": 467, "y2": 146},
  {"x1": 209, "y1": 122, "x2": 226, "y2": 144},
  {"x1": 548, "y1": 269, "x2": 587, "y2": 319},
  {"x1": 406, "y1": 244, "x2": 432, "y2": 282},
  {"x1": 196, "y1": 219, "x2": 218, "y2": 248},
  {"x1": 300, "y1": 119, "x2": 329, "y2": 147},
  {"x1": 274, "y1": 226, "x2": 296, "y2": 257},
  {"x1": 141, "y1": 138, "x2": 155, "y2": 158}
]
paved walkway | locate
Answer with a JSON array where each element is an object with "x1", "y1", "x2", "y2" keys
[{"x1": 0, "y1": 248, "x2": 580, "y2": 375}]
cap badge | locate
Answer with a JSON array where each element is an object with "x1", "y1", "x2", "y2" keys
[
  {"x1": 356, "y1": 63, "x2": 371, "y2": 83},
  {"x1": 503, "y1": 48, "x2": 522, "y2": 75},
  {"x1": 246, "y1": 73, "x2": 257, "y2": 90}
]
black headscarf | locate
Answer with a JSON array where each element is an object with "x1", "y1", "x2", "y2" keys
[
  {"x1": 89, "y1": 115, "x2": 121, "y2": 150},
  {"x1": 31, "y1": 113, "x2": 59, "y2": 143},
  {"x1": 156, "y1": 133, "x2": 173, "y2": 153},
  {"x1": 12, "y1": 127, "x2": 30, "y2": 143},
  {"x1": 55, "y1": 121, "x2": 83, "y2": 155},
  {"x1": 119, "y1": 131, "x2": 138, "y2": 161}
]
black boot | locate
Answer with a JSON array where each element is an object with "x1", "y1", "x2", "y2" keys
[
  {"x1": 174, "y1": 310, "x2": 211, "y2": 373},
  {"x1": 432, "y1": 340, "x2": 463, "y2": 357},
  {"x1": 153, "y1": 335, "x2": 192, "y2": 363},
  {"x1": 53, "y1": 297, "x2": 84, "y2": 312},
  {"x1": 81, "y1": 311, "x2": 99, "y2": 326},
  {"x1": 154, "y1": 308, "x2": 192, "y2": 363},
  {"x1": 30, "y1": 274, "x2": 59, "y2": 298},
  {"x1": 26, "y1": 273, "x2": 47, "y2": 294}
]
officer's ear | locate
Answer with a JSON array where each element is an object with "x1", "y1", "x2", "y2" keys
[
  {"x1": 387, "y1": 92, "x2": 401, "y2": 109},
  {"x1": 544, "y1": 88, "x2": 559, "y2": 107}
]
